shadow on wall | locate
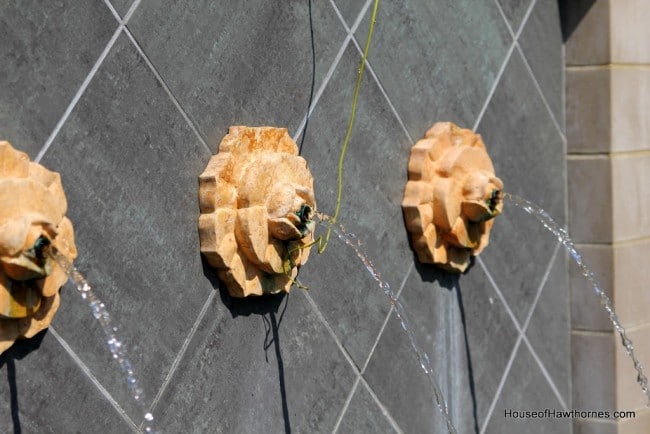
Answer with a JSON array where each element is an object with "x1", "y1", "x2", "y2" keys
[
  {"x1": 202, "y1": 257, "x2": 293, "y2": 434},
  {"x1": 414, "y1": 257, "x2": 481, "y2": 434},
  {"x1": 558, "y1": 0, "x2": 597, "y2": 41},
  {"x1": 0, "y1": 329, "x2": 47, "y2": 434}
]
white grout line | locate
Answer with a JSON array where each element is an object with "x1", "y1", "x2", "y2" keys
[
  {"x1": 476, "y1": 256, "x2": 525, "y2": 433},
  {"x1": 122, "y1": 0, "x2": 143, "y2": 24},
  {"x1": 49, "y1": 326, "x2": 140, "y2": 433},
  {"x1": 358, "y1": 376, "x2": 405, "y2": 434},
  {"x1": 298, "y1": 4, "x2": 411, "y2": 432},
  {"x1": 361, "y1": 262, "x2": 413, "y2": 373},
  {"x1": 147, "y1": 290, "x2": 216, "y2": 414},
  {"x1": 292, "y1": 0, "x2": 373, "y2": 143},
  {"x1": 522, "y1": 334, "x2": 568, "y2": 409},
  {"x1": 521, "y1": 242, "x2": 561, "y2": 330},
  {"x1": 472, "y1": 0, "x2": 539, "y2": 132},
  {"x1": 479, "y1": 334, "x2": 523, "y2": 434},
  {"x1": 494, "y1": 0, "x2": 568, "y2": 141},
  {"x1": 102, "y1": 0, "x2": 121, "y2": 23},
  {"x1": 105, "y1": 0, "x2": 209, "y2": 155},
  {"x1": 330, "y1": 0, "x2": 414, "y2": 144},
  {"x1": 487, "y1": 13, "x2": 571, "y2": 415},
  {"x1": 332, "y1": 262, "x2": 413, "y2": 432},
  {"x1": 492, "y1": 0, "x2": 516, "y2": 39},
  {"x1": 301, "y1": 290, "x2": 359, "y2": 370},
  {"x1": 476, "y1": 241, "x2": 566, "y2": 432},
  {"x1": 513, "y1": 0, "x2": 539, "y2": 41},
  {"x1": 292, "y1": 34, "x2": 352, "y2": 143},
  {"x1": 517, "y1": 242, "x2": 566, "y2": 410},
  {"x1": 293, "y1": 7, "x2": 411, "y2": 429},
  {"x1": 516, "y1": 241, "x2": 565, "y2": 411},
  {"x1": 301, "y1": 289, "x2": 404, "y2": 433},
  {"x1": 122, "y1": 27, "x2": 212, "y2": 154},
  {"x1": 515, "y1": 43, "x2": 566, "y2": 141},
  {"x1": 472, "y1": 41, "x2": 516, "y2": 132},
  {"x1": 345, "y1": 33, "x2": 414, "y2": 144},
  {"x1": 329, "y1": 0, "x2": 374, "y2": 43},
  {"x1": 102, "y1": 0, "x2": 142, "y2": 26},
  {"x1": 331, "y1": 376, "x2": 361, "y2": 434},
  {"x1": 476, "y1": 258, "x2": 523, "y2": 334},
  {"x1": 35, "y1": 24, "x2": 123, "y2": 163}
]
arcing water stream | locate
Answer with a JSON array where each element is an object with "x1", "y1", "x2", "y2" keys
[
  {"x1": 47, "y1": 247, "x2": 158, "y2": 433},
  {"x1": 318, "y1": 214, "x2": 458, "y2": 434},
  {"x1": 40, "y1": 192, "x2": 648, "y2": 434},
  {"x1": 504, "y1": 193, "x2": 650, "y2": 405},
  {"x1": 319, "y1": 190, "x2": 650, "y2": 434}
]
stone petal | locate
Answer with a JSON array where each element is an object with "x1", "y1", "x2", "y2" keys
[
  {"x1": 402, "y1": 122, "x2": 503, "y2": 272},
  {"x1": 199, "y1": 127, "x2": 316, "y2": 297},
  {"x1": 0, "y1": 141, "x2": 30, "y2": 178}
]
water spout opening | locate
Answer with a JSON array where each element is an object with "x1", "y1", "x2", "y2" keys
[{"x1": 486, "y1": 189, "x2": 501, "y2": 215}]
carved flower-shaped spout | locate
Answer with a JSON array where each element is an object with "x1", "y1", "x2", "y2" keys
[
  {"x1": 199, "y1": 126, "x2": 316, "y2": 297},
  {"x1": 402, "y1": 122, "x2": 503, "y2": 273},
  {"x1": 0, "y1": 141, "x2": 77, "y2": 354}
]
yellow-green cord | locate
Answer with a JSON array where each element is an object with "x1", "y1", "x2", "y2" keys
[
  {"x1": 317, "y1": 0, "x2": 381, "y2": 254},
  {"x1": 283, "y1": 0, "x2": 381, "y2": 272}
]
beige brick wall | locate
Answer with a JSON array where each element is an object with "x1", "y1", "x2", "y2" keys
[{"x1": 565, "y1": 0, "x2": 650, "y2": 432}]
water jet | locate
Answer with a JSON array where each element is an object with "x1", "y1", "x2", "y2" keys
[{"x1": 0, "y1": 141, "x2": 157, "y2": 431}]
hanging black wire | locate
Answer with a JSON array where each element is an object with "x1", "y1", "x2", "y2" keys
[{"x1": 298, "y1": 0, "x2": 316, "y2": 155}]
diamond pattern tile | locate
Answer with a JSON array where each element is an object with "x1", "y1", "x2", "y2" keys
[
  {"x1": 476, "y1": 49, "x2": 566, "y2": 325},
  {"x1": 0, "y1": 0, "x2": 569, "y2": 431},
  {"x1": 0, "y1": 0, "x2": 116, "y2": 158},
  {"x1": 482, "y1": 344, "x2": 571, "y2": 434},
  {"x1": 126, "y1": 0, "x2": 347, "y2": 148},
  {"x1": 41, "y1": 32, "x2": 214, "y2": 422}
]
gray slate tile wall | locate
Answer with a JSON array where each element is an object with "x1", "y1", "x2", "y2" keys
[{"x1": 0, "y1": 0, "x2": 568, "y2": 433}]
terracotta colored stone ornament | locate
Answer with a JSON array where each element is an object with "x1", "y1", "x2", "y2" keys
[
  {"x1": 199, "y1": 126, "x2": 316, "y2": 297},
  {"x1": 0, "y1": 141, "x2": 77, "y2": 354},
  {"x1": 402, "y1": 122, "x2": 504, "y2": 273}
]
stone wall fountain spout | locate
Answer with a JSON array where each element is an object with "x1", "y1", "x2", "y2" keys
[
  {"x1": 199, "y1": 126, "x2": 316, "y2": 297},
  {"x1": 0, "y1": 141, "x2": 77, "y2": 354},
  {"x1": 402, "y1": 122, "x2": 503, "y2": 273}
]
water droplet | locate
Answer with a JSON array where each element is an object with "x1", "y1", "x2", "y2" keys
[
  {"x1": 45, "y1": 249, "x2": 156, "y2": 431},
  {"x1": 505, "y1": 193, "x2": 650, "y2": 406},
  {"x1": 321, "y1": 220, "x2": 457, "y2": 433}
]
